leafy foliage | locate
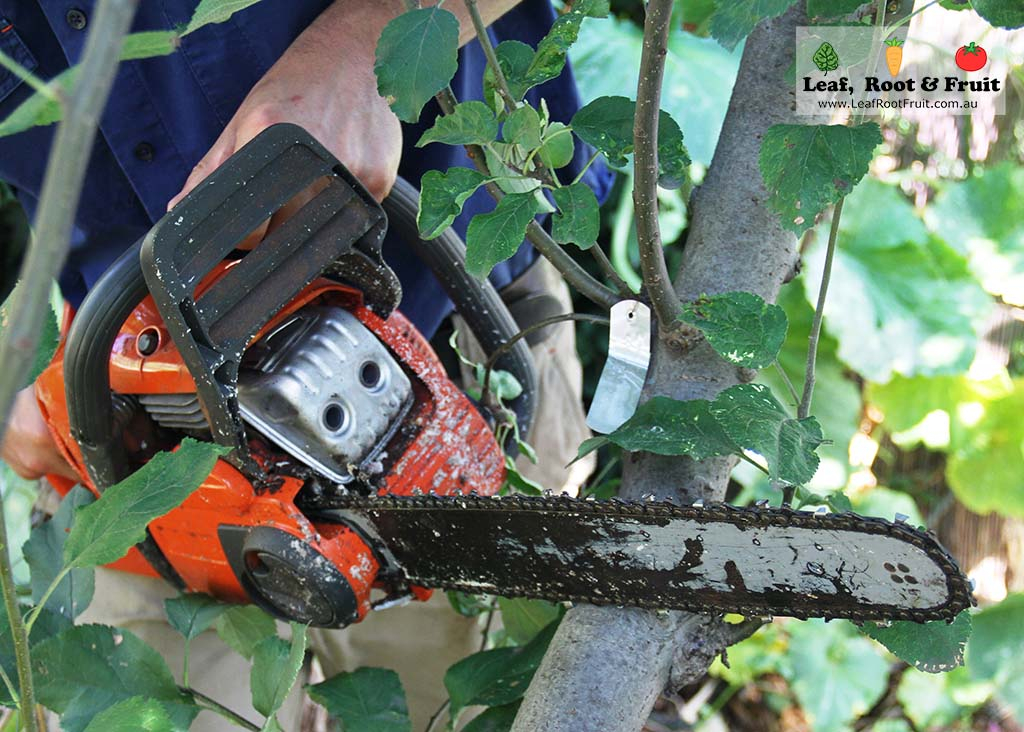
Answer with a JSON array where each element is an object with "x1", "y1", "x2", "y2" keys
[
  {"x1": 464, "y1": 192, "x2": 542, "y2": 278},
  {"x1": 417, "y1": 101, "x2": 498, "y2": 148},
  {"x1": 251, "y1": 625, "x2": 308, "y2": 721},
  {"x1": 806, "y1": 180, "x2": 989, "y2": 383},
  {"x1": 32, "y1": 625, "x2": 198, "y2": 732},
  {"x1": 80, "y1": 697, "x2": 175, "y2": 732},
  {"x1": 806, "y1": 0, "x2": 869, "y2": 19},
  {"x1": 709, "y1": 0, "x2": 798, "y2": 51},
  {"x1": 551, "y1": 183, "x2": 600, "y2": 250},
  {"x1": 570, "y1": 96, "x2": 690, "y2": 187},
  {"x1": 463, "y1": 703, "x2": 520, "y2": 732},
  {"x1": 23, "y1": 485, "x2": 95, "y2": 620},
  {"x1": 0, "y1": 281, "x2": 60, "y2": 389},
  {"x1": 164, "y1": 593, "x2": 228, "y2": 641},
  {"x1": 971, "y1": 0, "x2": 1024, "y2": 28},
  {"x1": 444, "y1": 620, "x2": 558, "y2": 723},
  {"x1": 307, "y1": 668, "x2": 411, "y2": 732},
  {"x1": 680, "y1": 291, "x2": 788, "y2": 369},
  {"x1": 374, "y1": 7, "x2": 459, "y2": 123},
  {"x1": 759, "y1": 122, "x2": 881, "y2": 235},
  {"x1": 417, "y1": 167, "x2": 488, "y2": 239},
  {"x1": 860, "y1": 612, "x2": 971, "y2": 673},
  {"x1": 516, "y1": 0, "x2": 609, "y2": 92},
  {"x1": 968, "y1": 594, "x2": 1024, "y2": 719},
  {"x1": 215, "y1": 605, "x2": 278, "y2": 660},
  {"x1": 63, "y1": 439, "x2": 228, "y2": 569},
  {"x1": 184, "y1": 0, "x2": 265, "y2": 33},
  {"x1": 0, "y1": 607, "x2": 70, "y2": 706},
  {"x1": 784, "y1": 620, "x2": 889, "y2": 732},
  {"x1": 497, "y1": 598, "x2": 562, "y2": 644}
]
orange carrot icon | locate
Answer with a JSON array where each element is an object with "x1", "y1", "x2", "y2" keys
[{"x1": 885, "y1": 38, "x2": 904, "y2": 76}]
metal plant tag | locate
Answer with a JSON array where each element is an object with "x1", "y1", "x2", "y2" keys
[{"x1": 586, "y1": 300, "x2": 651, "y2": 434}]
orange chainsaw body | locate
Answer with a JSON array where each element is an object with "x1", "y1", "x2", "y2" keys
[{"x1": 35, "y1": 265, "x2": 506, "y2": 623}]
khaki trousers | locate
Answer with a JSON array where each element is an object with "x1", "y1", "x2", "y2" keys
[{"x1": 69, "y1": 258, "x2": 595, "y2": 731}]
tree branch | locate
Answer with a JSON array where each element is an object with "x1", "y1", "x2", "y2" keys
[
  {"x1": 463, "y1": 0, "x2": 517, "y2": 112},
  {"x1": 0, "y1": 4, "x2": 138, "y2": 728},
  {"x1": 631, "y1": 0, "x2": 685, "y2": 336},
  {"x1": 513, "y1": 5, "x2": 820, "y2": 730}
]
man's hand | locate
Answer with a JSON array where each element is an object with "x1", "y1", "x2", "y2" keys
[
  {"x1": 167, "y1": 1, "x2": 405, "y2": 209},
  {"x1": 1, "y1": 387, "x2": 77, "y2": 480}
]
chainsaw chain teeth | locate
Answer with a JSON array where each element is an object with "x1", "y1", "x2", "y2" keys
[{"x1": 318, "y1": 493, "x2": 975, "y2": 624}]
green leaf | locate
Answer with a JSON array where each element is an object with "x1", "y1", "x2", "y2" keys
[
  {"x1": 215, "y1": 604, "x2": 278, "y2": 659},
  {"x1": 925, "y1": 163, "x2": 1024, "y2": 306},
  {"x1": 164, "y1": 593, "x2": 228, "y2": 641},
  {"x1": 0, "y1": 287, "x2": 62, "y2": 389},
  {"x1": 502, "y1": 105, "x2": 543, "y2": 150},
  {"x1": 462, "y1": 703, "x2": 521, "y2": 732},
  {"x1": 444, "y1": 620, "x2": 558, "y2": 723},
  {"x1": 968, "y1": 593, "x2": 1024, "y2": 719},
  {"x1": 551, "y1": 183, "x2": 600, "y2": 250},
  {"x1": 120, "y1": 31, "x2": 179, "y2": 61},
  {"x1": 185, "y1": 0, "x2": 264, "y2": 34},
  {"x1": 473, "y1": 365, "x2": 523, "y2": 401},
  {"x1": 497, "y1": 598, "x2": 561, "y2": 644},
  {"x1": 680, "y1": 291, "x2": 788, "y2": 369},
  {"x1": 418, "y1": 167, "x2": 487, "y2": 239},
  {"x1": 81, "y1": 696, "x2": 175, "y2": 732},
  {"x1": 570, "y1": 96, "x2": 690, "y2": 188},
  {"x1": 808, "y1": 179, "x2": 988, "y2": 382},
  {"x1": 537, "y1": 123, "x2": 575, "y2": 170},
  {"x1": 783, "y1": 620, "x2": 889, "y2": 732},
  {"x1": 759, "y1": 122, "x2": 881, "y2": 235},
  {"x1": 589, "y1": 396, "x2": 740, "y2": 459},
  {"x1": 971, "y1": 0, "x2": 1024, "y2": 28},
  {"x1": 23, "y1": 485, "x2": 95, "y2": 619},
  {"x1": 517, "y1": 0, "x2": 609, "y2": 90},
  {"x1": 251, "y1": 623, "x2": 307, "y2": 719},
  {"x1": 307, "y1": 667, "x2": 410, "y2": 732},
  {"x1": 569, "y1": 14, "x2": 741, "y2": 167},
  {"x1": 709, "y1": 0, "x2": 798, "y2": 51},
  {"x1": 860, "y1": 612, "x2": 970, "y2": 673},
  {"x1": 947, "y1": 386, "x2": 1024, "y2": 517},
  {"x1": 484, "y1": 41, "x2": 535, "y2": 109},
  {"x1": 464, "y1": 193, "x2": 542, "y2": 278},
  {"x1": 417, "y1": 101, "x2": 498, "y2": 148},
  {"x1": 710, "y1": 384, "x2": 823, "y2": 485},
  {"x1": 812, "y1": 42, "x2": 840, "y2": 74},
  {"x1": 806, "y1": 0, "x2": 869, "y2": 19},
  {"x1": 374, "y1": 7, "x2": 459, "y2": 123},
  {"x1": 63, "y1": 439, "x2": 228, "y2": 569},
  {"x1": 0, "y1": 67, "x2": 76, "y2": 138},
  {"x1": 32, "y1": 624, "x2": 198, "y2": 732}
]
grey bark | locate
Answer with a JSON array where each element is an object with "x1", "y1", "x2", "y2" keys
[{"x1": 511, "y1": 6, "x2": 813, "y2": 731}]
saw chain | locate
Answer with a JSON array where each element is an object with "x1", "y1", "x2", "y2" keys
[{"x1": 307, "y1": 492, "x2": 974, "y2": 624}]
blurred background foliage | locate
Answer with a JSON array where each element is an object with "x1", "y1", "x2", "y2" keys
[{"x1": 568, "y1": 1, "x2": 1024, "y2": 731}]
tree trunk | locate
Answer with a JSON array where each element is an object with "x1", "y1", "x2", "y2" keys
[{"x1": 512, "y1": 6, "x2": 814, "y2": 731}]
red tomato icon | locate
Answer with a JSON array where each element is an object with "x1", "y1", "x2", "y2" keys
[{"x1": 955, "y1": 42, "x2": 988, "y2": 72}]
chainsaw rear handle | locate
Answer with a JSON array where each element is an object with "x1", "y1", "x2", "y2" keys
[{"x1": 64, "y1": 124, "x2": 536, "y2": 489}]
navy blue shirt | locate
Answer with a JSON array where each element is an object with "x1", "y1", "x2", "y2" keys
[{"x1": 0, "y1": 0, "x2": 612, "y2": 337}]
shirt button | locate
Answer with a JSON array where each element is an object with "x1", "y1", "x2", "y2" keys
[
  {"x1": 133, "y1": 142, "x2": 155, "y2": 162},
  {"x1": 65, "y1": 8, "x2": 88, "y2": 30}
]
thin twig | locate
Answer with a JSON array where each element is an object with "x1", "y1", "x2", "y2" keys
[
  {"x1": 590, "y1": 244, "x2": 633, "y2": 296},
  {"x1": 182, "y1": 687, "x2": 261, "y2": 731},
  {"x1": 424, "y1": 699, "x2": 451, "y2": 732},
  {"x1": 632, "y1": 0, "x2": 685, "y2": 334},
  {"x1": 481, "y1": 313, "x2": 610, "y2": 403},
  {"x1": 463, "y1": 0, "x2": 517, "y2": 111},
  {"x1": 773, "y1": 360, "x2": 800, "y2": 407},
  {"x1": 479, "y1": 601, "x2": 498, "y2": 651},
  {"x1": 0, "y1": 498, "x2": 31, "y2": 728},
  {"x1": 0, "y1": 4, "x2": 139, "y2": 728},
  {"x1": 0, "y1": 50, "x2": 59, "y2": 102},
  {"x1": 797, "y1": 197, "x2": 844, "y2": 421},
  {"x1": 433, "y1": 89, "x2": 620, "y2": 311}
]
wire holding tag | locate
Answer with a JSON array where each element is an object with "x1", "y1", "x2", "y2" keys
[{"x1": 586, "y1": 300, "x2": 652, "y2": 434}]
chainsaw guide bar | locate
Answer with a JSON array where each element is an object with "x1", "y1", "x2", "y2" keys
[{"x1": 312, "y1": 493, "x2": 974, "y2": 623}]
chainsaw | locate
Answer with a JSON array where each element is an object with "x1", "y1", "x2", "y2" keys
[{"x1": 34, "y1": 124, "x2": 973, "y2": 628}]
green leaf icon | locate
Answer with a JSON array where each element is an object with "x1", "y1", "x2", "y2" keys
[{"x1": 813, "y1": 41, "x2": 840, "y2": 75}]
